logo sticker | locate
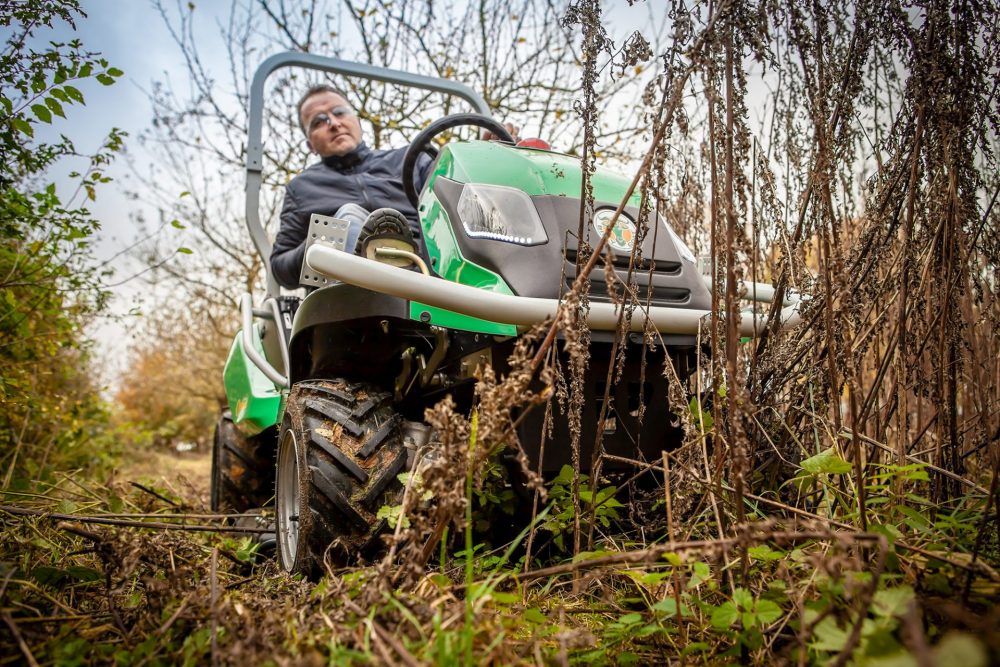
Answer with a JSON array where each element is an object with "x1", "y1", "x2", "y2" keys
[{"x1": 593, "y1": 209, "x2": 637, "y2": 253}]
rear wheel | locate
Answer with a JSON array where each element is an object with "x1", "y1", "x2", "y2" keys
[
  {"x1": 276, "y1": 380, "x2": 407, "y2": 575},
  {"x1": 210, "y1": 411, "x2": 275, "y2": 512}
]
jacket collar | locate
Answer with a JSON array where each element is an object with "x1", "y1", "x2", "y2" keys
[{"x1": 321, "y1": 142, "x2": 370, "y2": 170}]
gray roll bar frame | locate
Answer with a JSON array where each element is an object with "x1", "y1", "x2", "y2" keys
[
  {"x1": 245, "y1": 51, "x2": 492, "y2": 297},
  {"x1": 240, "y1": 293, "x2": 290, "y2": 388}
]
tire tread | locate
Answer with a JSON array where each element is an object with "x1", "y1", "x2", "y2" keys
[{"x1": 280, "y1": 379, "x2": 407, "y2": 574}]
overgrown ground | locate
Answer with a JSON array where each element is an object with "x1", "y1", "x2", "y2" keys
[
  {"x1": 1, "y1": 420, "x2": 997, "y2": 666},
  {"x1": 3, "y1": 0, "x2": 1000, "y2": 664}
]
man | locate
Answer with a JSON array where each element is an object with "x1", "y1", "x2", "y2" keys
[{"x1": 270, "y1": 84, "x2": 432, "y2": 289}]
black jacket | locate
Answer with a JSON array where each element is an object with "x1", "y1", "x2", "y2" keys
[{"x1": 270, "y1": 143, "x2": 431, "y2": 289}]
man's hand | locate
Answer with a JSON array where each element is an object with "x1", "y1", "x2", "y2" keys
[{"x1": 480, "y1": 122, "x2": 520, "y2": 143}]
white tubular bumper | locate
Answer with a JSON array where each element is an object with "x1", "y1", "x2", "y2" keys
[
  {"x1": 305, "y1": 245, "x2": 802, "y2": 337},
  {"x1": 699, "y1": 275, "x2": 805, "y2": 307}
]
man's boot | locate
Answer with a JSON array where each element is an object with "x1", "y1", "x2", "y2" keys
[{"x1": 355, "y1": 208, "x2": 420, "y2": 269}]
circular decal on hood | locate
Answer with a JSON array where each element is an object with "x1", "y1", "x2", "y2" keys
[{"x1": 593, "y1": 209, "x2": 637, "y2": 253}]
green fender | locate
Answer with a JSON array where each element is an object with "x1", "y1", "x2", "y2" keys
[{"x1": 223, "y1": 323, "x2": 281, "y2": 435}]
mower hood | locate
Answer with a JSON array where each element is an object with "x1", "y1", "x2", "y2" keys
[{"x1": 418, "y1": 141, "x2": 711, "y2": 312}]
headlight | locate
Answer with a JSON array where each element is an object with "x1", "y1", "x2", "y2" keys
[{"x1": 457, "y1": 183, "x2": 548, "y2": 246}]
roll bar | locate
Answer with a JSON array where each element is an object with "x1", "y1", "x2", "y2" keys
[
  {"x1": 245, "y1": 51, "x2": 492, "y2": 297},
  {"x1": 305, "y1": 245, "x2": 803, "y2": 336}
]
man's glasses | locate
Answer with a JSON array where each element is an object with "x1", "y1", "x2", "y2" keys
[{"x1": 308, "y1": 105, "x2": 355, "y2": 134}]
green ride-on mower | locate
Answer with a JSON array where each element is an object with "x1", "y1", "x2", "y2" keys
[{"x1": 212, "y1": 52, "x2": 798, "y2": 575}]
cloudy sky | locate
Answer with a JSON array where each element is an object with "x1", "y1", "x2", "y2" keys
[{"x1": 28, "y1": 1, "x2": 240, "y2": 385}]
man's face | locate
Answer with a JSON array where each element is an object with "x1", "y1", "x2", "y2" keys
[{"x1": 301, "y1": 91, "x2": 362, "y2": 158}]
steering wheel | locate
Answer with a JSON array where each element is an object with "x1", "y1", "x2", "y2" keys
[{"x1": 402, "y1": 113, "x2": 516, "y2": 209}]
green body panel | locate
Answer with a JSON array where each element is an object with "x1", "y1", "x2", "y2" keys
[
  {"x1": 408, "y1": 302, "x2": 517, "y2": 335},
  {"x1": 429, "y1": 141, "x2": 640, "y2": 205},
  {"x1": 420, "y1": 193, "x2": 516, "y2": 295},
  {"x1": 223, "y1": 323, "x2": 281, "y2": 435},
  {"x1": 411, "y1": 140, "x2": 637, "y2": 334},
  {"x1": 414, "y1": 184, "x2": 518, "y2": 335}
]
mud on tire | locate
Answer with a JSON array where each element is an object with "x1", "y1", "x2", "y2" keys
[
  {"x1": 276, "y1": 380, "x2": 407, "y2": 575},
  {"x1": 210, "y1": 410, "x2": 276, "y2": 513}
]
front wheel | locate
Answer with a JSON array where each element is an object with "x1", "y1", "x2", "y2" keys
[{"x1": 275, "y1": 380, "x2": 408, "y2": 576}]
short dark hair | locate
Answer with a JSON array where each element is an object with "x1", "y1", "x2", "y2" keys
[{"x1": 296, "y1": 84, "x2": 349, "y2": 135}]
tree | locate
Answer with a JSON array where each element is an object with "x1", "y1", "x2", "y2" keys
[
  {"x1": 0, "y1": 0, "x2": 125, "y2": 481},
  {"x1": 115, "y1": 302, "x2": 233, "y2": 449},
  {"x1": 116, "y1": 0, "x2": 663, "y2": 444}
]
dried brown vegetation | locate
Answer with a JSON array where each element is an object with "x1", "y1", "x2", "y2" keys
[{"x1": 3, "y1": 0, "x2": 1000, "y2": 664}]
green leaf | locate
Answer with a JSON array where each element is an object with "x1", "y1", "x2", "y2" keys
[
  {"x1": 107, "y1": 67, "x2": 124, "y2": 77},
  {"x1": 748, "y1": 545, "x2": 784, "y2": 562},
  {"x1": 553, "y1": 464, "x2": 574, "y2": 486},
  {"x1": 170, "y1": 219, "x2": 186, "y2": 229},
  {"x1": 107, "y1": 494, "x2": 124, "y2": 513},
  {"x1": 810, "y1": 616, "x2": 849, "y2": 652},
  {"x1": 754, "y1": 599, "x2": 782, "y2": 625},
  {"x1": 661, "y1": 551, "x2": 683, "y2": 567},
  {"x1": 13, "y1": 117, "x2": 33, "y2": 137},
  {"x1": 177, "y1": 247, "x2": 193, "y2": 254},
  {"x1": 234, "y1": 538, "x2": 260, "y2": 562},
  {"x1": 31, "y1": 104, "x2": 52, "y2": 123},
  {"x1": 732, "y1": 587, "x2": 753, "y2": 610},
  {"x1": 897, "y1": 506, "x2": 930, "y2": 531},
  {"x1": 30, "y1": 566, "x2": 69, "y2": 587},
  {"x1": 489, "y1": 591, "x2": 519, "y2": 605},
  {"x1": 801, "y1": 448, "x2": 853, "y2": 475},
  {"x1": 523, "y1": 607, "x2": 546, "y2": 625},
  {"x1": 64, "y1": 85, "x2": 85, "y2": 103},
  {"x1": 680, "y1": 642, "x2": 710, "y2": 656},
  {"x1": 652, "y1": 597, "x2": 691, "y2": 618},
  {"x1": 96, "y1": 73, "x2": 115, "y2": 86},
  {"x1": 688, "y1": 396, "x2": 714, "y2": 431},
  {"x1": 872, "y1": 586, "x2": 914, "y2": 619},
  {"x1": 653, "y1": 597, "x2": 678, "y2": 615},
  {"x1": 46, "y1": 97, "x2": 66, "y2": 118},
  {"x1": 376, "y1": 503, "x2": 408, "y2": 529},
  {"x1": 710, "y1": 601, "x2": 739, "y2": 629},
  {"x1": 688, "y1": 561, "x2": 711, "y2": 588}
]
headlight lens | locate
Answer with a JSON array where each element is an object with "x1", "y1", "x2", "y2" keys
[{"x1": 457, "y1": 183, "x2": 548, "y2": 246}]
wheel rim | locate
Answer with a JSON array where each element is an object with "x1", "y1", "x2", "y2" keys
[{"x1": 276, "y1": 427, "x2": 301, "y2": 570}]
